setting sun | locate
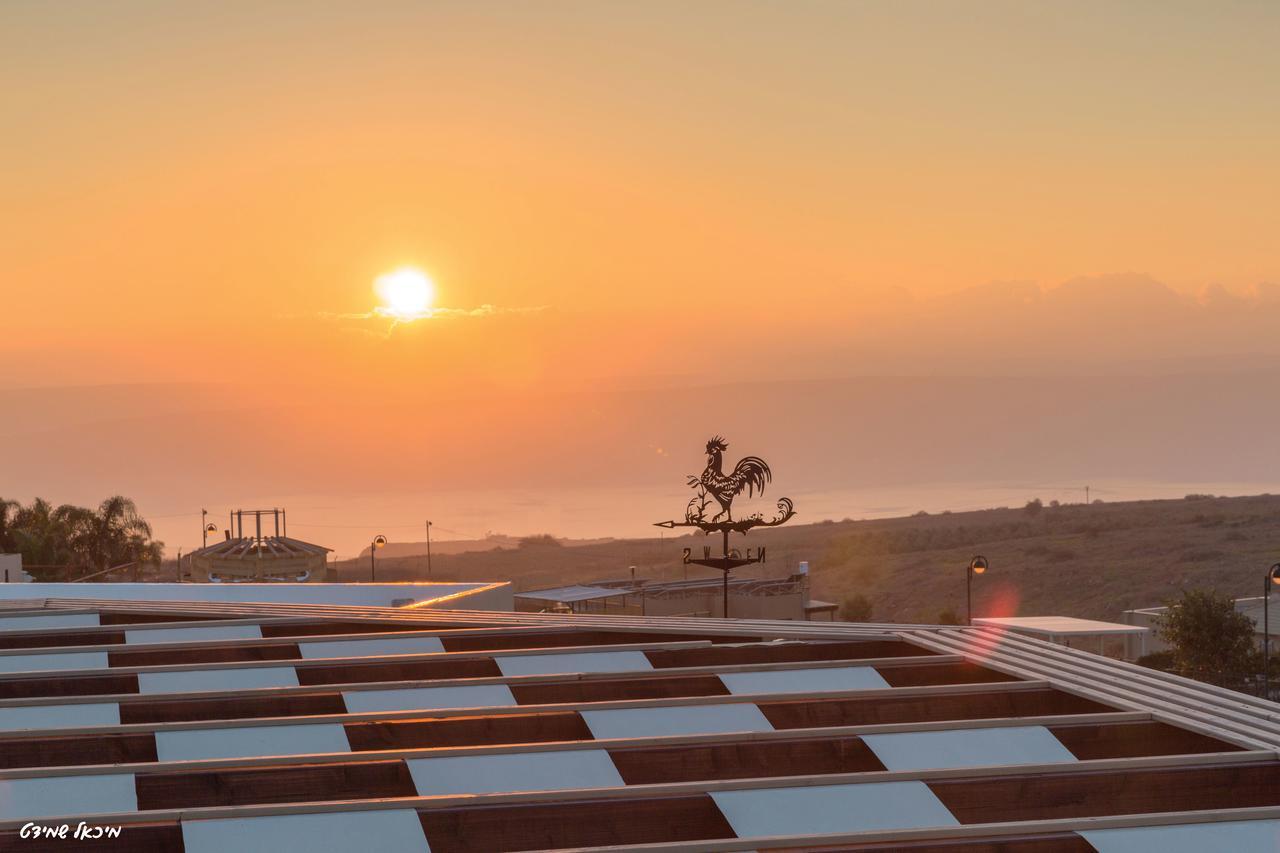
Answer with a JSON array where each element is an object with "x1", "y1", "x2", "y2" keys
[{"x1": 375, "y1": 267, "x2": 435, "y2": 318}]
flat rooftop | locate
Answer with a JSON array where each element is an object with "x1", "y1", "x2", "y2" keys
[
  {"x1": 974, "y1": 615, "x2": 1150, "y2": 636},
  {"x1": 0, "y1": 581, "x2": 511, "y2": 610},
  {"x1": 0, "y1": 599, "x2": 1273, "y2": 851}
]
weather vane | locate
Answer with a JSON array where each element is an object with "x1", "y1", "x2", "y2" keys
[{"x1": 655, "y1": 436, "x2": 796, "y2": 617}]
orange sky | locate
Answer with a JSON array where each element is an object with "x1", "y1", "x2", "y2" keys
[
  {"x1": 4, "y1": 3, "x2": 1280, "y2": 552},
  {"x1": 4, "y1": 2, "x2": 1280, "y2": 390}
]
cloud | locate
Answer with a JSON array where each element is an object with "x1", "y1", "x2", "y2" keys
[
  {"x1": 320, "y1": 302, "x2": 545, "y2": 322},
  {"x1": 376, "y1": 304, "x2": 546, "y2": 321}
]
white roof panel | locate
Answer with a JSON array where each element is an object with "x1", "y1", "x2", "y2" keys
[
  {"x1": 298, "y1": 635, "x2": 445, "y2": 660},
  {"x1": 719, "y1": 665, "x2": 890, "y2": 695},
  {"x1": 496, "y1": 650, "x2": 653, "y2": 677},
  {"x1": 408, "y1": 748, "x2": 624, "y2": 796},
  {"x1": 583, "y1": 703, "x2": 773, "y2": 740},
  {"x1": 0, "y1": 650, "x2": 108, "y2": 673},
  {"x1": 124, "y1": 624, "x2": 263, "y2": 644},
  {"x1": 343, "y1": 684, "x2": 517, "y2": 713},
  {"x1": 156, "y1": 722, "x2": 351, "y2": 762},
  {"x1": 138, "y1": 665, "x2": 299, "y2": 694},
  {"x1": 711, "y1": 781, "x2": 959, "y2": 838},
  {"x1": 1081, "y1": 818, "x2": 1280, "y2": 852},
  {"x1": 973, "y1": 616, "x2": 1148, "y2": 636},
  {"x1": 0, "y1": 613, "x2": 100, "y2": 631},
  {"x1": 862, "y1": 725, "x2": 1078, "y2": 771},
  {"x1": 183, "y1": 808, "x2": 430, "y2": 853},
  {"x1": 0, "y1": 701, "x2": 120, "y2": 731},
  {"x1": 0, "y1": 773, "x2": 137, "y2": 820}
]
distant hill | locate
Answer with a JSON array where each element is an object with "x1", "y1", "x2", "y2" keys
[
  {"x1": 338, "y1": 492, "x2": 1280, "y2": 624},
  {"x1": 358, "y1": 534, "x2": 619, "y2": 559}
]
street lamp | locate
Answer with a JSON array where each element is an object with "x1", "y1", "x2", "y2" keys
[
  {"x1": 424, "y1": 520, "x2": 433, "y2": 578},
  {"x1": 371, "y1": 535, "x2": 387, "y2": 582},
  {"x1": 967, "y1": 555, "x2": 988, "y2": 626},
  {"x1": 1264, "y1": 563, "x2": 1280, "y2": 699},
  {"x1": 201, "y1": 509, "x2": 218, "y2": 548}
]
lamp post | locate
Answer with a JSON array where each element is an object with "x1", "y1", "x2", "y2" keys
[
  {"x1": 424, "y1": 520, "x2": 432, "y2": 578},
  {"x1": 371, "y1": 535, "x2": 387, "y2": 582},
  {"x1": 967, "y1": 555, "x2": 988, "y2": 626},
  {"x1": 1264, "y1": 563, "x2": 1280, "y2": 699},
  {"x1": 201, "y1": 509, "x2": 218, "y2": 548}
]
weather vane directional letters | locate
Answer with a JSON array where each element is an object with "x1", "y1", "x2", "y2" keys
[{"x1": 655, "y1": 437, "x2": 796, "y2": 617}]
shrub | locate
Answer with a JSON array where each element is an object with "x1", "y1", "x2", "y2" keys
[
  {"x1": 518, "y1": 534, "x2": 562, "y2": 548},
  {"x1": 841, "y1": 593, "x2": 874, "y2": 622},
  {"x1": 1136, "y1": 651, "x2": 1175, "y2": 672}
]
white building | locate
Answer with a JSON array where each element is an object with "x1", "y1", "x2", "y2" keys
[{"x1": 0, "y1": 554, "x2": 29, "y2": 584}]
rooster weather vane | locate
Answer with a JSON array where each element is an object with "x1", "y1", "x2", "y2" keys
[{"x1": 655, "y1": 437, "x2": 796, "y2": 617}]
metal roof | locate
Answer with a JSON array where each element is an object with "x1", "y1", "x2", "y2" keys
[
  {"x1": 513, "y1": 584, "x2": 629, "y2": 603},
  {"x1": 517, "y1": 575, "x2": 809, "y2": 603},
  {"x1": 187, "y1": 535, "x2": 331, "y2": 560},
  {"x1": 0, "y1": 598, "x2": 1275, "y2": 850}
]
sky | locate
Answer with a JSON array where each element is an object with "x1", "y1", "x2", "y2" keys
[{"x1": 3, "y1": 2, "x2": 1280, "y2": 552}]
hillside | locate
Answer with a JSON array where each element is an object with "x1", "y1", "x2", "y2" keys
[{"x1": 336, "y1": 492, "x2": 1280, "y2": 623}]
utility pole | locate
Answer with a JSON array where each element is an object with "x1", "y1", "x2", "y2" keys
[
  {"x1": 425, "y1": 520, "x2": 433, "y2": 577},
  {"x1": 201, "y1": 509, "x2": 208, "y2": 548},
  {"x1": 1085, "y1": 485, "x2": 1090, "y2": 505}
]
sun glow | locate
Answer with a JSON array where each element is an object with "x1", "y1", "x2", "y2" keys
[{"x1": 375, "y1": 267, "x2": 435, "y2": 318}]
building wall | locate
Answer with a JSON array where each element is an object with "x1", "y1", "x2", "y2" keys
[
  {"x1": 409, "y1": 582, "x2": 514, "y2": 612},
  {"x1": 0, "y1": 554, "x2": 27, "y2": 583},
  {"x1": 1122, "y1": 609, "x2": 1166, "y2": 657}
]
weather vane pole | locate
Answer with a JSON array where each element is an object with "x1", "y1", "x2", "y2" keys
[{"x1": 655, "y1": 436, "x2": 796, "y2": 618}]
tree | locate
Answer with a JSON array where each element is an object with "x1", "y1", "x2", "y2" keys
[
  {"x1": 1023, "y1": 498, "x2": 1044, "y2": 517},
  {"x1": 518, "y1": 534, "x2": 562, "y2": 549},
  {"x1": 0, "y1": 499, "x2": 18, "y2": 553},
  {"x1": 0, "y1": 496, "x2": 163, "y2": 578},
  {"x1": 78, "y1": 496, "x2": 160, "y2": 573},
  {"x1": 1154, "y1": 588, "x2": 1259, "y2": 689},
  {"x1": 11, "y1": 498, "x2": 83, "y2": 567},
  {"x1": 841, "y1": 593, "x2": 874, "y2": 622}
]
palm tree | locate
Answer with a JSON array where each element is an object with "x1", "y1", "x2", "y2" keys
[
  {"x1": 0, "y1": 496, "x2": 163, "y2": 579},
  {"x1": 80, "y1": 496, "x2": 161, "y2": 574}
]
